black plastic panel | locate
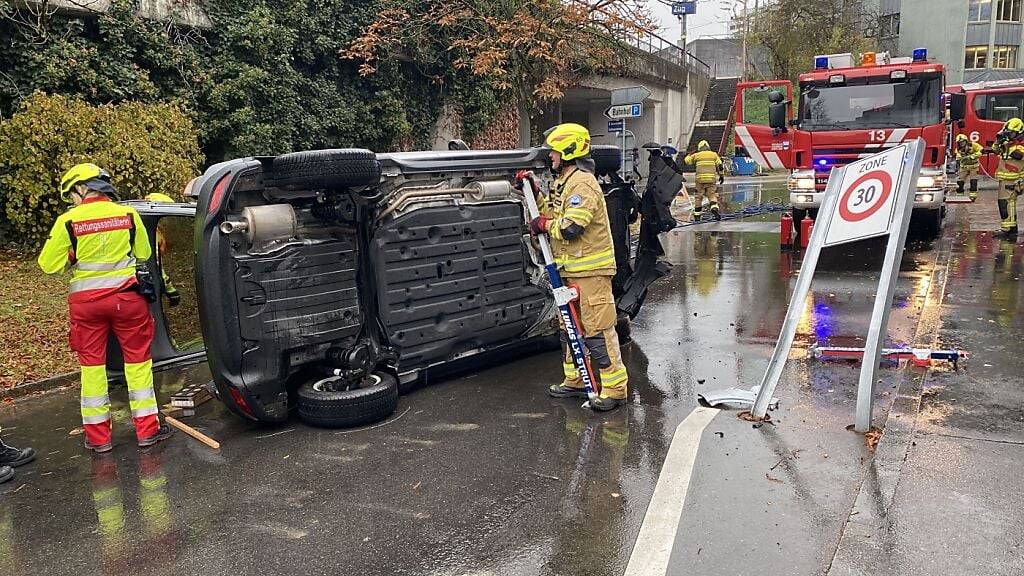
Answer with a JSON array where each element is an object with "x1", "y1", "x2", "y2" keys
[
  {"x1": 234, "y1": 239, "x2": 362, "y2": 383},
  {"x1": 371, "y1": 202, "x2": 549, "y2": 368}
]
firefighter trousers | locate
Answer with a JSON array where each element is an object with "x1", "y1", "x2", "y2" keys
[
  {"x1": 958, "y1": 165, "x2": 979, "y2": 196},
  {"x1": 997, "y1": 180, "x2": 1020, "y2": 234},
  {"x1": 558, "y1": 275, "x2": 628, "y2": 399},
  {"x1": 691, "y1": 182, "x2": 719, "y2": 215},
  {"x1": 70, "y1": 290, "x2": 158, "y2": 446}
]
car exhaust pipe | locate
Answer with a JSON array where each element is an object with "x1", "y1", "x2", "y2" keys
[{"x1": 219, "y1": 220, "x2": 249, "y2": 235}]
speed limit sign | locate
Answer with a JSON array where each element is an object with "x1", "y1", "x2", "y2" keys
[{"x1": 822, "y1": 144, "x2": 910, "y2": 246}]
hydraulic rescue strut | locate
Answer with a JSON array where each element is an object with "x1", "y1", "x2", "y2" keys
[{"x1": 517, "y1": 171, "x2": 600, "y2": 408}]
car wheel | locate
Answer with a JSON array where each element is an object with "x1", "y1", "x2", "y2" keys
[
  {"x1": 296, "y1": 370, "x2": 398, "y2": 428},
  {"x1": 591, "y1": 146, "x2": 622, "y2": 176},
  {"x1": 271, "y1": 149, "x2": 381, "y2": 191}
]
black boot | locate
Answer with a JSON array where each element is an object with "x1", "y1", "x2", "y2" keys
[
  {"x1": 0, "y1": 465, "x2": 12, "y2": 484},
  {"x1": 549, "y1": 384, "x2": 588, "y2": 398},
  {"x1": 589, "y1": 396, "x2": 627, "y2": 412},
  {"x1": 957, "y1": 180, "x2": 965, "y2": 194},
  {"x1": 138, "y1": 423, "x2": 174, "y2": 448},
  {"x1": 0, "y1": 438, "x2": 35, "y2": 468},
  {"x1": 710, "y1": 203, "x2": 721, "y2": 221}
]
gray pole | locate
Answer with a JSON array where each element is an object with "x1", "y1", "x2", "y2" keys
[
  {"x1": 853, "y1": 138, "x2": 925, "y2": 432},
  {"x1": 750, "y1": 168, "x2": 844, "y2": 418}
]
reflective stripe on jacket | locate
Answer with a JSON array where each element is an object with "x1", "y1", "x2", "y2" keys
[
  {"x1": 542, "y1": 168, "x2": 616, "y2": 278},
  {"x1": 684, "y1": 150, "x2": 723, "y2": 183},
  {"x1": 38, "y1": 197, "x2": 151, "y2": 301},
  {"x1": 957, "y1": 142, "x2": 983, "y2": 166},
  {"x1": 995, "y1": 143, "x2": 1024, "y2": 181}
]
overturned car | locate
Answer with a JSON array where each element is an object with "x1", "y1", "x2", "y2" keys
[{"x1": 191, "y1": 146, "x2": 673, "y2": 427}]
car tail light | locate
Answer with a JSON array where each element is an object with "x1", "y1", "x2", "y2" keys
[
  {"x1": 227, "y1": 386, "x2": 255, "y2": 418},
  {"x1": 207, "y1": 172, "x2": 232, "y2": 215}
]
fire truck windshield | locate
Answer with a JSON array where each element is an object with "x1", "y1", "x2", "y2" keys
[{"x1": 798, "y1": 74, "x2": 942, "y2": 131}]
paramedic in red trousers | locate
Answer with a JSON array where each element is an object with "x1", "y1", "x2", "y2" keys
[
  {"x1": 532, "y1": 123, "x2": 629, "y2": 411},
  {"x1": 38, "y1": 164, "x2": 172, "y2": 452}
]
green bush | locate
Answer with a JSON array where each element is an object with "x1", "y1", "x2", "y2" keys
[{"x1": 0, "y1": 92, "x2": 203, "y2": 246}]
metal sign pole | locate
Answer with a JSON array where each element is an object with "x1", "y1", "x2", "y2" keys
[
  {"x1": 621, "y1": 119, "x2": 627, "y2": 176},
  {"x1": 749, "y1": 167, "x2": 846, "y2": 418},
  {"x1": 854, "y1": 138, "x2": 925, "y2": 432}
]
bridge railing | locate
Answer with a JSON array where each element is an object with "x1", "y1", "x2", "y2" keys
[{"x1": 620, "y1": 29, "x2": 711, "y2": 76}]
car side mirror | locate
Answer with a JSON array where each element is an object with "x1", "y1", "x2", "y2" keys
[
  {"x1": 948, "y1": 93, "x2": 967, "y2": 122},
  {"x1": 769, "y1": 101, "x2": 788, "y2": 130}
]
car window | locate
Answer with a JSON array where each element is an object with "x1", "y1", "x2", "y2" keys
[
  {"x1": 990, "y1": 92, "x2": 1024, "y2": 121},
  {"x1": 156, "y1": 216, "x2": 203, "y2": 351}
]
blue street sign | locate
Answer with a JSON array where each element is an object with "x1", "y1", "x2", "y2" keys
[
  {"x1": 607, "y1": 119, "x2": 625, "y2": 133},
  {"x1": 672, "y1": 1, "x2": 696, "y2": 16}
]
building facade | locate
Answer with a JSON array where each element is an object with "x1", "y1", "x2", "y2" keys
[{"x1": 878, "y1": 0, "x2": 1024, "y2": 84}]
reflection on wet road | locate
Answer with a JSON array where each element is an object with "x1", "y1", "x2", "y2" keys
[{"x1": 0, "y1": 180, "x2": 1018, "y2": 576}]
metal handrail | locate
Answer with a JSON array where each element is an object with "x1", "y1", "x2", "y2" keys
[{"x1": 618, "y1": 28, "x2": 711, "y2": 75}]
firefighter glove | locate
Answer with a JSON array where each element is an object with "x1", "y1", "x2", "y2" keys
[
  {"x1": 718, "y1": 173, "x2": 725, "y2": 185},
  {"x1": 529, "y1": 216, "x2": 551, "y2": 236}
]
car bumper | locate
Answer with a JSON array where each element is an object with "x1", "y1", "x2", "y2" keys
[{"x1": 789, "y1": 188, "x2": 946, "y2": 211}]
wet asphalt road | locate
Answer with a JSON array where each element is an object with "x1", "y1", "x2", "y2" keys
[{"x1": 1, "y1": 180, "x2": 1021, "y2": 576}]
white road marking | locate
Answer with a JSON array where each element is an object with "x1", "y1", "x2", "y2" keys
[{"x1": 623, "y1": 406, "x2": 719, "y2": 576}]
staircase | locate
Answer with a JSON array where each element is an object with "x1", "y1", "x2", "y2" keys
[{"x1": 683, "y1": 76, "x2": 739, "y2": 168}]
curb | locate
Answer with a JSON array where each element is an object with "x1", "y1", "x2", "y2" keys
[{"x1": 1, "y1": 370, "x2": 79, "y2": 401}]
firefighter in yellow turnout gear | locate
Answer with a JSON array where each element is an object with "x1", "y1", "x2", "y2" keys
[
  {"x1": 992, "y1": 118, "x2": 1024, "y2": 237},
  {"x1": 955, "y1": 134, "x2": 983, "y2": 201},
  {"x1": 534, "y1": 123, "x2": 628, "y2": 411},
  {"x1": 684, "y1": 140, "x2": 725, "y2": 220}
]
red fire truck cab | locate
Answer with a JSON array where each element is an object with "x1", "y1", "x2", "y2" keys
[
  {"x1": 947, "y1": 78, "x2": 1024, "y2": 175},
  {"x1": 734, "y1": 49, "x2": 949, "y2": 237}
]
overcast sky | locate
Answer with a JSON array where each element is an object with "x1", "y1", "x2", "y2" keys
[{"x1": 648, "y1": 0, "x2": 737, "y2": 45}]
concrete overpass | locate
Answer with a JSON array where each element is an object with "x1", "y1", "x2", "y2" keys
[{"x1": 550, "y1": 32, "x2": 713, "y2": 175}]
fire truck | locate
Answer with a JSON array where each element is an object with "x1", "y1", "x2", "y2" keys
[
  {"x1": 947, "y1": 77, "x2": 1024, "y2": 176},
  {"x1": 733, "y1": 49, "x2": 949, "y2": 237}
]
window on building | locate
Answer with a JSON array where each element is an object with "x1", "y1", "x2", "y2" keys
[
  {"x1": 993, "y1": 45, "x2": 1019, "y2": 68},
  {"x1": 878, "y1": 13, "x2": 901, "y2": 38},
  {"x1": 969, "y1": 0, "x2": 993, "y2": 21},
  {"x1": 997, "y1": 0, "x2": 1022, "y2": 21},
  {"x1": 966, "y1": 45, "x2": 990, "y2": 69}
]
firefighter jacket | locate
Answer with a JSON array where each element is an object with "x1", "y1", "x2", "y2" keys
[
  {"x1": 683, "y1": 150, "x2": 723, "y2": 184},
  {"x1": 542, "y1": 167, "x2": 616, "y2": 278},
  {"x1": 957, "y1": 141, "x2": 983, "y2": 167},
  {"x1": 38, "y1": 197, "x2": 151, "y2": 302},
  {"x1": 994, "y1": 141, "x2": 1024, "y2": 181}
]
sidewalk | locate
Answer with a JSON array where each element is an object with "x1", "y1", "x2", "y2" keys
[{"x1": 828, "y1": 199, "x2": 1024, "y2": 576}]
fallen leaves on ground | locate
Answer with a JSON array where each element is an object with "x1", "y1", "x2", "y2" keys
[
  {"x1": 864, "y1": 427, "x2": 883, "y2": 450},
  {"x1": 0, "y1": 250, "x2": 78, "y2": 389}
]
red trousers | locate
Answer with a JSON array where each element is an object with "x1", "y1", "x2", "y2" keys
[{"x1": 70, "y1": 290, "x2": 158, "y2": 445}]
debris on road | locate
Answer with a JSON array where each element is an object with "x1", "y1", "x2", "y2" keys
[{"x1": 165, "y1": 416, "x2": 221, "y2": 450}]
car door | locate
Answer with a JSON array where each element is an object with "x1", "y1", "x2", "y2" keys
[{"x1": 733, "y1": 80, "x2": 796, "y2": 170}]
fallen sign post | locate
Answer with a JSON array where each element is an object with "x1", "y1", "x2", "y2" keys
[{"x1": 701, "y1": 138, "x2": 925, "y2": 433}]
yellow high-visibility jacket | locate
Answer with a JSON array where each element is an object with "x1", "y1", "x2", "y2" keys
[
  {"x1": 38, "y1": 197, "x2": 151, "y2": 302},
  {"x1": 541, "y1": 168, "x2": 616, "y2": 278}
]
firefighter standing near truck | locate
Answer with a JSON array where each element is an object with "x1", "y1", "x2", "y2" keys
[
  {"x1": 38, "y1": 164, "x2": 173, "y2": 452},
  {"x1": 531, "y1": 123, "x2": 629, "y2": 411},
  {"x1": 955, "y1": 134, "x2": 984, "y2": 202},
  {"x1": 991, "y1": 118, "x2": 1024, "y2": 237},
  {"x1": 683, "y1": 140, "x2": 725, "y2": 221}
]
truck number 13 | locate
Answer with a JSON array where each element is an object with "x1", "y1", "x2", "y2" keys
[{"x1": 869, "y1": 130, "x2": 888, "y2": 142}]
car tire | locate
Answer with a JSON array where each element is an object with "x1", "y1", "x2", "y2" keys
[
  {"x1": 296, "y1": 370, "x2": 398, "y2": 428},
  {"x1": 591, "y1": 146, "x2": 622, "y2": 176},
  {"x1": 271, "y1": 149, "x2": 381, "y2": 191}
]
